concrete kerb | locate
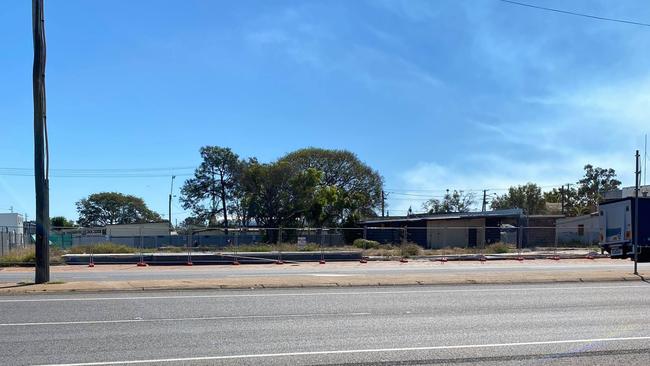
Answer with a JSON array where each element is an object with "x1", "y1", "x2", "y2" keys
[{"x1": 0, "y1": 271, "x2": 646, "y2": 295}]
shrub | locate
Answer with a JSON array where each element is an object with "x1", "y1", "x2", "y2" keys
[
  {"x1": 400, "y1": 243, "x2": 422, "y2": 257},
  {"x1": 68, "y1": 243, "x2": 138, "y2": 254},
  {"x1": 485, "y1": 243, "x2": 511, "y2": 254},
  {"x1": 353, "y1": 239, "x2": 380, "y2": 249}
]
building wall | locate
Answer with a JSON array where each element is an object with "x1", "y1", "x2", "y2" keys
[
  {"x1": 426, "y1": 218, "x2": 485, "y2": 248},
  {"x1": 106, "y1": 222, "x2": 170, "y2": 237},
  {"x1": 0, "y1": 213, "x2": 24, "y2": 234},
  {"x1": 524, "y1": 217, "x2": 560, "y2": 247},
  {"x1": 556, "y1": 214, "x2": 599, "y2": 245}
]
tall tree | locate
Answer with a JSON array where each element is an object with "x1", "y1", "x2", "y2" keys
[
  {"x1": 76, "y1": 192, "x2": 161, "y2": 227},
  {"x1": 543, "y1": 186, "x2": 580, "y2": 216},
  {"x1": 422, "y1": 190, "x2": 475, "y2": 214},
  {"x1": 278, "y1": 148, "x2": 383, "y2": 224},
  {"x1": 577, "y1": 164, "x2": 621, "y2": 212},
  {"x1": 491, "y1": 183, "x2": 546, "y2": 215},
  {"x1": 180, "y1": 146, "x2": 240, "y2": 230}
]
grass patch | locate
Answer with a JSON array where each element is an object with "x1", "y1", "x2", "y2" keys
[
  {"x1": 400, "y1": 243, "x2": 422, "y2": 257},
  {"x1": 0, "y1": 247, "x2": 36, "y2": 266},
  {"x1": 0, "y1": 247, "x2": 64, "y2": 266},
  {"x1": 353, "y1": 239, "x2": 381, "y2": 249},
  {"x1": 485, "y1": 243, "x2": 512, "y2": 254},
  {"x1": 67, "y1": 243, "x2": 138, "y2": 254}
]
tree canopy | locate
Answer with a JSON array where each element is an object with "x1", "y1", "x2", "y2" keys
[
  {"x1": 180, "y1": 146, "x2": 240, "y2": 229},
  {"x1": 76, "y1": 192, "x2": 161, "y2": 227},
  {"x1": 422, "y1": 190, "x2": 475, "y2": 214},
  {"x1": 491, "y1": 183, "x2": 546, "y2": 215},
  {"x1": 577, "y1": 164, "x2": 621, "y2": 212},
  {"x1": 180, "y1": 146, "x2": 384, "y2": 229},
  {"x1": 50, "y1": 216, "x2": 75, "y2": 228}
]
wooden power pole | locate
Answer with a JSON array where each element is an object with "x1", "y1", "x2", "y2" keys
[{"x1": 33, "y1": 0, "x2": 50, "y2": 284}]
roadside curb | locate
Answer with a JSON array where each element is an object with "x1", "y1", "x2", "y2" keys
[{"x1": 0, "y1": 272, "x2": 645, "y2": 295}]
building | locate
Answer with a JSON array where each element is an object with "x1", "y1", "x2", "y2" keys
[
  {"x1": 524, "y1": 215, "x2": 565, "y2": 247},
  {"x1": 555, "y1": 213, "x2": 599, "y2": 245},
  {"x1": 0, "y1": 213, "x2": 24, "y2": 234},
  {"x1": 604, "y1": 185, "x2": 650, "y2": 200},
  {"x1": 359, "y1": 209, "x2": 525, "y2": 249},
  {"x1": 105, "y1": 222, "x2": 170, "y2": 237},
  {"x1": 0, "y1": 213, "x2": 25, "y2": 254}
]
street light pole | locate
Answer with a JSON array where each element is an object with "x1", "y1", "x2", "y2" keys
[
  {"x1": 634, "y1": 150, "x2": 640, "y2": 275},
  {"x1": 33, "y1": 0, "x2": 50, "y2": 284}
]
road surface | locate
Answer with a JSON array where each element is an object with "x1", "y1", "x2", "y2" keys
[{"x1": 1, "y1": 282, "x2": 650, "y2": 365}]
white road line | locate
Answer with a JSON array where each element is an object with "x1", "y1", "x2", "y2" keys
[
  {"x1": 0, "y1": 284, "x2": 647, "y2": 303},
  {"x1": 0, "y1": 312, "x2": 370, "y2": 327},
  {"x1": 35, "y1": 335, "x2": 650, "y2": 366}
]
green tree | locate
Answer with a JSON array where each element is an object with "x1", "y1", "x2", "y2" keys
[
  {"x1": 76, "y1": 192, "x2": 161, "y2": 227},
  {"x1": 278, "y1": 148, "x2": 384, "y2": 225},
  {"x1": 491, "y1": 183, "x2": 546, "y2": 215},
  {"x1": 543, "y1": 186, "x2": 580, "y2": 216},
  {"x1": 577, "y1": 164, "x2": 621, "y2": 212},
  {"x1": 422, "y1": 190, "x2": 475, "y2": 214},
  {"x1": 180, "y1": 146, "x2": 240, "y2": 230},
  {"x1": 50, "y1": 216, "x2": 74, "y2": 229}
]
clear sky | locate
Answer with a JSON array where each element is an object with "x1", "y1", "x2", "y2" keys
[{"x1": 1, "y1": 0, "x2": 649, "y2": 222}]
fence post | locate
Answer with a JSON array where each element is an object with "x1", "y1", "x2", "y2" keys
[{"x1": 277, "y1": 227, "x2": 284, "y2": 264}]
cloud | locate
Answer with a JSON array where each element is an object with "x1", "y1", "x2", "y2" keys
[
  {"x1": 243, "y1": 5, "x2": 443, "y2": 91},
  {"x1": 372, "y1": 0, "x2": 440, "y2": 22}
]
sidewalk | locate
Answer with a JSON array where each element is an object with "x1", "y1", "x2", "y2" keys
[{"x1": 0, "y1": 259, "x2": 646, "y2": 294}]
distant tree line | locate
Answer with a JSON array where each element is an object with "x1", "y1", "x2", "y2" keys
[{"x1": 422, "y1": 165, "x2": 621, "y2": 216}]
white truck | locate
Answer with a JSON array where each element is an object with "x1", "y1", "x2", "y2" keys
[{"x1": 599, "y1": 197, "x2": 650, "y2": 261}]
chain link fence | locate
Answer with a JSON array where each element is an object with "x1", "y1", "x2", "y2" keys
[{"x1": 1, "y1": 224, "x2": 601, "y2": 263}]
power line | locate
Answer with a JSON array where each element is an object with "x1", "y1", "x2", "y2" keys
[{"x1": 499, "y1": 0, "x2": 650, "y2": 27}]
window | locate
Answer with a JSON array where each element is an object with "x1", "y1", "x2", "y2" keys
[{"x1": 578, "y1": 224, "x2": 585, "y2": 236}]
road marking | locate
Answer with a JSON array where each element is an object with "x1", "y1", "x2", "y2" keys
[
  {"x1": 0, "y1": 312, "x2": 370, "y2": 327},
  {"x1": 309, "y1": 274, "x2": 351, "y2": 277},
  {"x1": 0, "y1": 284, "x2": 647, "y2": 303},
  {"x1": 35, "y1": 335, "x2": 650, "y2": 365}
]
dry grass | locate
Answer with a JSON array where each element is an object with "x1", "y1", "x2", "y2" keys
[
  {"x1": 0, "y1": 246, "x2": 64, "y2": 266},
  {"x1": 67, "y1": 243, "x2": 138, "y2": 254}
]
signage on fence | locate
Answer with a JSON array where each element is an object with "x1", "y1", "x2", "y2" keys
[{"x1": 297, "y1": 236, "x2": 307, "y2": 248}]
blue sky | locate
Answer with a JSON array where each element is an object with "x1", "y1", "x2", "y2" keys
[{"x1": 1, "y1": 0, "x2": 649, "y2": 222}]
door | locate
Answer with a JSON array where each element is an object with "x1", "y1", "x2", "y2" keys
[{"x1": 468, "y1": 228, "x2": 478, "y2": 248}]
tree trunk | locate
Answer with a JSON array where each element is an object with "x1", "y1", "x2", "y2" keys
[{"x1": 220, "y1": 175, "x2": 229, "y2": 234}]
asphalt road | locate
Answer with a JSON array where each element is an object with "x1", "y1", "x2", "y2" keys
[
  {"x1": 1, "y1": 282, "x2": 650, "y2": 365},
  {"x1": 1, "y1": 260, "x2": 647, "y2": 283}
]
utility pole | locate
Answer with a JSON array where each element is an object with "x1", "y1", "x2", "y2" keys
[
  {"x1": 168, "y1": 175, "x2": 175, "y2": 231},
  {"x1": 560, "y1": 185, "x2": 565, "y2": 214},
  {"x1": 381, "y1": 190, "x2": 385, "y2": 217},
  {"x1": 33, "y1": 0, "x2": 50, "y2": 284},
  {"x1": 643, "y1": 133, "x2": 648, "y2": 186},
  {"x1": 634, "y1": 150, "x2": 640, "y2": 275},
  {"x1": 482, "y1": 190, "x2": 487, "y2": 212},
  {"x1": 168, "y1": 175, "x2": 175, "y2": 247}
]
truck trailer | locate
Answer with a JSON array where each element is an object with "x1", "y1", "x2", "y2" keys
[{"x1": 599, "y1": 197, "x2": 650, "y2": 260}]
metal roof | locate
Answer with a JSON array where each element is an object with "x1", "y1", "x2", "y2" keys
[{"x1": 359, "y1": 208, "x2": 524, "y2": 224}]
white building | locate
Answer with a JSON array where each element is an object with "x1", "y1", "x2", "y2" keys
[
  {"x1": 556, "y1": 213, "x2": 599, "y2": 245},
  {"x1": 605, "y1": 185, "x2": 650, "y2": 200},
  {"x1": 0, "y1": 213, "x2": 24, "y2": 234}
]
